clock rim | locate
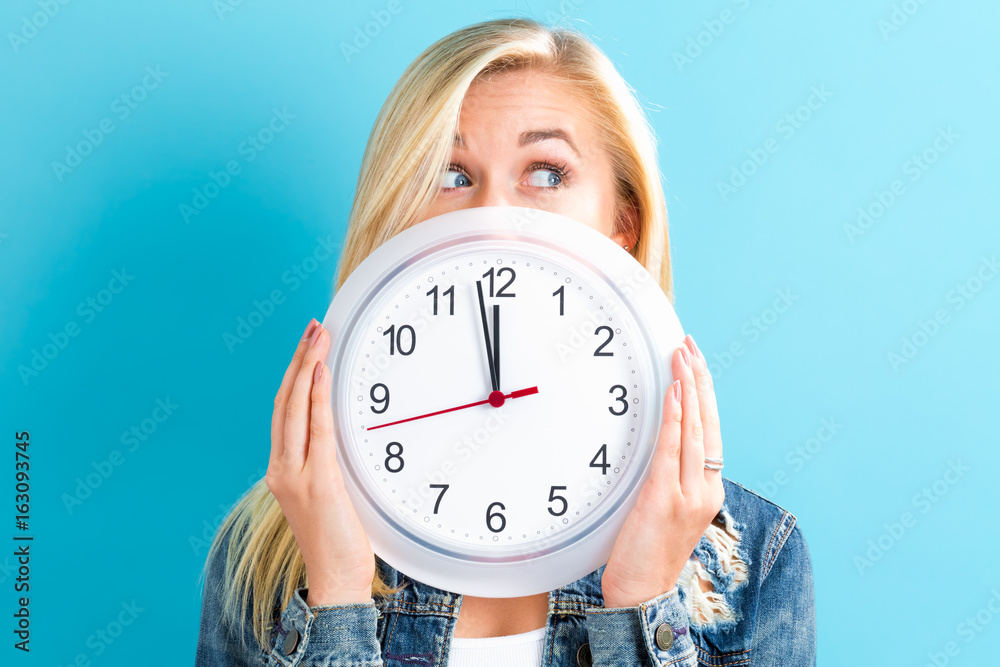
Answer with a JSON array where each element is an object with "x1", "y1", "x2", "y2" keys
[{"x1": 321, "y1": 206, "x2": 685, "y2": 597}]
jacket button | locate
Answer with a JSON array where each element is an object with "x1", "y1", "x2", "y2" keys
[
  {"x1": 576, "y1": 642, "x2": 592, "y2": 667},
  {"x1": 282, "y1": 627, "x2": 300, "y2": 654},
  {"x1": 654, "y1": 623, "x2": 674, "y2": 650}
]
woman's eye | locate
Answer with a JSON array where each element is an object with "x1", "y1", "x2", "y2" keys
[
  {"x1": 441, "y1": 169, "x2": 471, "y2": 189},
  {"x1": 526, "y1": 168, "x2": 562, "y2": 188}
]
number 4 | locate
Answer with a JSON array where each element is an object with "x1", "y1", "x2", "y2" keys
[{"x1": 590, "y1": 444, "x2": 610, "y2": 474}]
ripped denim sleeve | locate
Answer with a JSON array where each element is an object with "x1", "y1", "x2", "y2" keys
[{"x1": 677, "y1": 506, "x2": 750, "y2": 630}]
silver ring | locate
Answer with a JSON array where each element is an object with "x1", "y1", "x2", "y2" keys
[{"x1": 704, "y1": 456, "x2": 723, "y2": 471}]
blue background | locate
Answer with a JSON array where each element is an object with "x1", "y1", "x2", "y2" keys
[{"x1": 2, "y1": 0, "x2": 997, "y2": 663}]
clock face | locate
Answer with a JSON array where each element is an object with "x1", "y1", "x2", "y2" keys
[{"x1": 323, "y1": 207, "x2": 683, "y2": 597}]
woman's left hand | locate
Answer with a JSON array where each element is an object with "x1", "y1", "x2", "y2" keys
[{"x1": 601, "y1": 334, "x2": 726, "y2": 608}]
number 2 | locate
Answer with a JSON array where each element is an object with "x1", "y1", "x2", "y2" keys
[{"x1": 594, "y1": 326, "x2": 614, "y2": 356}]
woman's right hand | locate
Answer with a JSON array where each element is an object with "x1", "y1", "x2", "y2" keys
[{"x1": 266, "y1": 318, "x2": 375, "y2": 606}]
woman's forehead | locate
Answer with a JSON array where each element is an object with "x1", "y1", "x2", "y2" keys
[{"x1": 457, "y1": 70, "x2": 596, "y2": 148}]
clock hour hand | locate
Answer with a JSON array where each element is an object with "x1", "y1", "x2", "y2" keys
[{"x1": 476, "y1": 280, "x2": 499, "y2": 392}]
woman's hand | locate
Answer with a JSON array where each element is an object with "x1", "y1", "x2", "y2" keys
[
  {"x1": 601, "y1": 334, "x2": 725, "y2": 608},
  {"x1": 266, "y1": 318, "x2": 376, "y2": 606}
]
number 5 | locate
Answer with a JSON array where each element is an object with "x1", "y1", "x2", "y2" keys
[{"x1": 547, "y1": 485, "x2": 567, "y2": 516}]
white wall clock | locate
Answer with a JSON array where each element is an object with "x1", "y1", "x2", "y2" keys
[{"x1": 321, "y1": 206, "x2": 685, "y2": 597}]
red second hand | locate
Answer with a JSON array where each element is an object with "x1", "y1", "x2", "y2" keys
[{"x1": 366, "y1": 386, "x2": 538, "y2": 431}]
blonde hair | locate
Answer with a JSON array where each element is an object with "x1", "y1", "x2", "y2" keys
[{"x1": 200, "y1": 16, "x2": 674, "y2": 651}]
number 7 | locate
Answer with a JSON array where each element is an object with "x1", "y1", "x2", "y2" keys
[{"x1": 429, "y1": 484, "x2": 449, "y2": 514}]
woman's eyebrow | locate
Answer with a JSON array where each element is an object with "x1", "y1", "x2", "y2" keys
[{"x1": 518, "y1": 128, "x2": 581, "y2": 158}]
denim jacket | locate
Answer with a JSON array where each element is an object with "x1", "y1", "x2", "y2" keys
[{"x1": 195, "y1": 478, "x2": 815, "y2": 666}]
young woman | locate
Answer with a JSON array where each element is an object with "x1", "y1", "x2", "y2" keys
[{"x1": 195, "y1": 18, "x2": 815, "y2": 667}]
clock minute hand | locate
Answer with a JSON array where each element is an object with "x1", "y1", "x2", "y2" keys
[
  {"x1": 476, "y1": 280, "x2": 499, "y2": 392},
  {"x1": 493, "y1": 303, "x2": 500, "y2": 391},
  {"x1": 365, "y1": 386, "x2": 539, "y2": 431}
]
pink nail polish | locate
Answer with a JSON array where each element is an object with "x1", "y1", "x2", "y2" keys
[
  {"x1": 302, "y1": 319, "x2": 317, "y2": 341},
  {"x1": 309, "y1": 324, "x2": 323, "y2": 347},
  {"x1": 680, "y1": 345, "x2": 691, "y2": 368},
  {"x1": 671, "y1": 379, "x2": 681, "y2": 402},
  {"x1": 690, "y1": 337, "x2": 704, "y2": 361},
  {"x1": 314, "y1": 361, "x2": 323, "y2": 382},
  {"x1": 684, "y1": 336, "x2": 700, "y2": 362}
]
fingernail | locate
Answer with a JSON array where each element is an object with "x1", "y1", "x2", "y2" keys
[
  {"x1": 314, "y1": 361, "x2": 323, "y2": 382},
  {"x1": 679, "y1": 345, "x2": 691, "y2": 368},
  {"x1": 309, "y1": 323, "x2": 324, "y2": 347},
  {"x1": 301, "y1": 318, "x2": 318, "y2": 341},
  {"x1": 671, "y1": 379, "x2": 681, "y2": 403},
  {"x1": 690, "y1": 336, "x2": 704, "y2": 361},
  {"x1": 684, "y1": 335, "x2": 701, "y2": 362}
]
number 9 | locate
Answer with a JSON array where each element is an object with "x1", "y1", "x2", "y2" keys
[{"x1": 370, "y1": 383, "x2": 390, "y2": 414}]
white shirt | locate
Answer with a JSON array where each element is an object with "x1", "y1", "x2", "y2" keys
[{"x1": 448, "y1": 627, "x2": 546, "y2": 667}]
